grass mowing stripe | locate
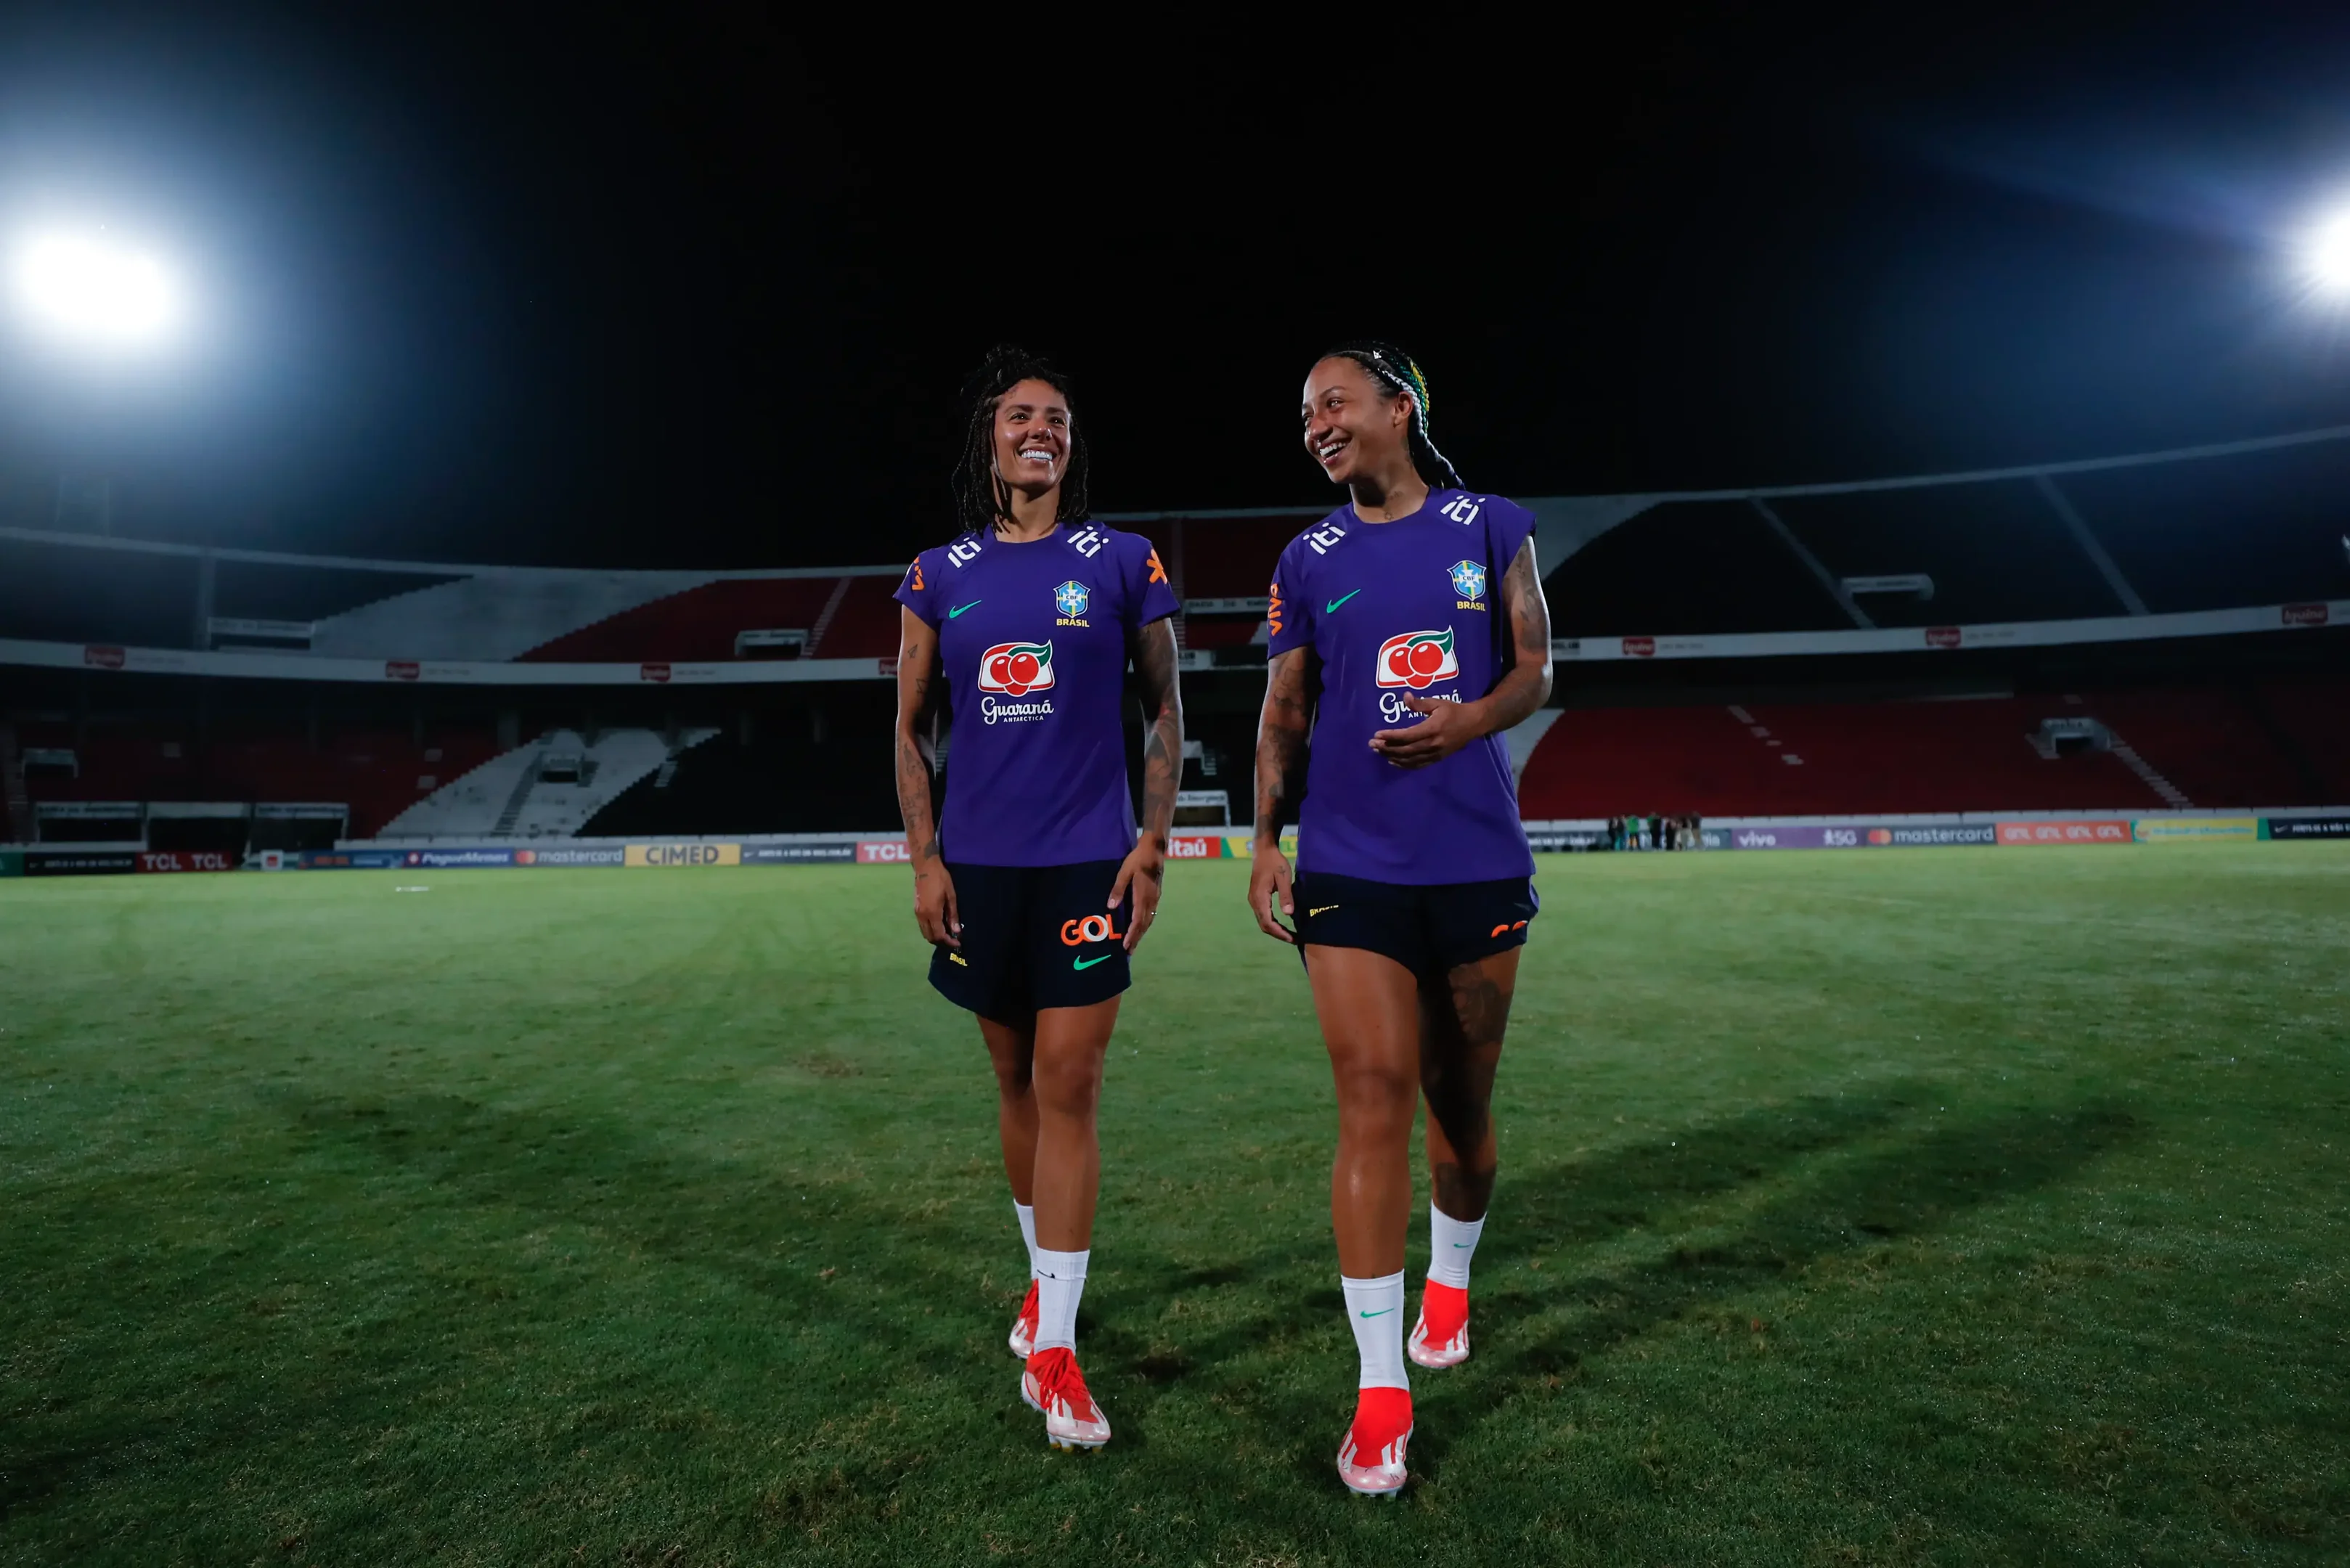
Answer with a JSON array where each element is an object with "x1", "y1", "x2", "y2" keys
[{"x1": 1, "y1": 847, "x2": 2345, "y2": 1564}]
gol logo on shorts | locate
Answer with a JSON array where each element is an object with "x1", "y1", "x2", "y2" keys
[{"x1": 1059, "y1": 914, "x2": 1122, "y2": 946}]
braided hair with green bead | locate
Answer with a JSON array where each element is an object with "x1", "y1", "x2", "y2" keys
[{"x1": 1320, "y1": 340, "x2": 1464, "y2": 490}]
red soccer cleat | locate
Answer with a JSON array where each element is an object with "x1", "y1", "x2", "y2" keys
[
  {"x1": 1408, "y1": 1279, "x2": 1471, "y2": 1369},
  {"x1": 1008, "y1": 1281, "x2": 1040, "y2": 1360},
  {"x1": 1021, "y1": 1347, "x2": 1111, "y2": 1450},
  {"x1": 1336, "y1": 1386, "x2": 1413, "y2": 1496}
]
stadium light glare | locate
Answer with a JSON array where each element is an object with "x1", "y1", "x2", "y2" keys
[
  {"x1": 7, "y1": 227, "x2": 189, "y2": 355},
  {"x1": 2302, "y1": 208, "x2": 2350, "y2": 297}
]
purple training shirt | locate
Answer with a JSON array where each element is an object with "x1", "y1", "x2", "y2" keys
[
  {"x1": 897, "y1": 520, "x2": 1180, "y2": 867},
  {"x1": 1266, "y1": 489, "x2": 1538, "y2": 884}
]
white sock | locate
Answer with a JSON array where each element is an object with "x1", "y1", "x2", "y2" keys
[
  {"x1": 1033, "y1": 1246, "x2": 1089, "y2": 1352},
  {"x1": 1342, "y1": 1270, "x2": 1410, "y2": 1390},
  {"x1": 1014, "y1": 1201, "x2": 1040, "y2": 1281},
  {"x1": 1427, "y1": 1203, "x2": 1486, "y2": 1291}
]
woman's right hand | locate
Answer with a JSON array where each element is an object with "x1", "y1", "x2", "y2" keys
[
  {"x1": 1248, "y1": 842, "x2": 1296, "y2": 944},
  {"x1": 915, "y1": 861, "x2": 960, "y2": 947}
]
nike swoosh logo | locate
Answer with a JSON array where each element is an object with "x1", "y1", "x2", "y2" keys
[
  {"x1": 1308, "y1": 905, "x2": 1339, "y2": 916},
  {"x1": 1358, "y1": 1307, "x2": 1394, "y2": 1318},
  {"x1": 1453, "y1": 1242, "x2": 1474, "y2": 1248},
  {"x1": 1072, "y1": 954, "x2": 1114, "y2": 971},
  {"x1": 947, "y1": 600, "x2": 982, "y2": 618},
  {"x1": 1325, "y1": 589, "x2": 1361, "y2": 613}
]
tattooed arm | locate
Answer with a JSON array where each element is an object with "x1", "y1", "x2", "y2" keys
[
  {"x1": 1248, "y1": 645, "x2": 1313, "y2": 943},
  {"x1": 894, "y1": 605, "x2": 958, "y2": 947},
  {"x1": 1111, "y1": 617, "x2": 1183, "y2": 953},
  {"x1": 1368, "y1": 537, "x2": 1554, "y2": 770}
]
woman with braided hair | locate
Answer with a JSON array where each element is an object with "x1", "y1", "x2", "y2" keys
[
  {"x1": 1247, "y1": 342, "x2": 1554, "y2": 1495},
  {"x1": 892, "y1": 345, "x2": 1183, "y2": 1451}
]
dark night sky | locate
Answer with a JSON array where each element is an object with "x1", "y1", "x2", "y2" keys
[{"x1": 5, "y1": 5, "x2": 2350, "y2": 570}]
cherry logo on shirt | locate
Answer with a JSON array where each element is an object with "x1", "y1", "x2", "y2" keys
[
  {"x1": 978, "y1": 641, "x2": 1056, "y2": 696},
  {"x1": 1374, "y1": 628, "x2": 1458, "y2": 690}
]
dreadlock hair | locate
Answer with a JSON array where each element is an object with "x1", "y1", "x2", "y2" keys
[
  {"x1": 1318, "y1": 339, "x2": 1464, "y2": 491},
  {"x1": 950, "y1": 343, "x2": 1092, "y2": 540}
]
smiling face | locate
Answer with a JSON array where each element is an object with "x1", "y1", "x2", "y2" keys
[
  {"x1": 992, "y1": 377, "x2": 1073, "y2": 499},
  {"x1": 1302, "y1": 355, "x2": 1413, "y2": 487}
]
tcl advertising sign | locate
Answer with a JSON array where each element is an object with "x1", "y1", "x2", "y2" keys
[
  {"x1": 856, "y1": 838, "x2": 914, "y2": 865},
  {"x1": 1995, "y1": 820, "x2": 2131, "y2": 846},
  {"x1": 136, "y1": 851, "x2": 237, "y2": 873}
]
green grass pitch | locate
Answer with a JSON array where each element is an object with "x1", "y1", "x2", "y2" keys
[{"x1": 3, "y1": 847, "x2": 2346, "y2": 1565}]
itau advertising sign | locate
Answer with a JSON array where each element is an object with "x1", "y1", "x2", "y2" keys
[{"x1": 1995, "y1": 820, "x2": 2132, "y2": 846}]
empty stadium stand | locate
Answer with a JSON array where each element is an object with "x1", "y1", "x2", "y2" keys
[
  {"x1": 1517, "y1": 679, "x2": 2350, "y2": 818},
  {"x1": 13, "y1": 719, "x2": 506, "y2": 837}
]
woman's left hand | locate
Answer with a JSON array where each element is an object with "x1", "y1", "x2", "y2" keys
[
  {"x1": 1108, "y1": 832, "x2": 1167, "y2": 953},
  {"x1": 1370, "y1": 695, "x2": 1484, "y2": 769}
]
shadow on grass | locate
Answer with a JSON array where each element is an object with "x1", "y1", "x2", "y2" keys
[
  {"x1": 0, "y1": 1082, "x2": 2137, "y2": 1546},
  {"x1": 1067, "y1": 1090, "x2": 2136, "y2": 1506}
]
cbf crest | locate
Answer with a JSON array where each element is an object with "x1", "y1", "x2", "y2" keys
[
  {"x1": 1448, "y1": 559, "x2": 1488, "y2": 606},
  {"x1": 1054, "y1": 579, "x2": 1091, "y2": 623}
]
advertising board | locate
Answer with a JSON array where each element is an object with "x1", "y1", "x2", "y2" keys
[
  {"x1": 398, "y1": 847, "x2": 518, "y2": 868},
  {"x1": 1720, "y1": 822, "x2": 1998, "y2": 850},
  {"x1": 2264, "y1": 815, "x2": 2350, "y2": 841},
  {"x1": 1995, "y1": 820, "x2": 2131, "y2": 846},
  {"x1": 743, "y1": 843, "x2": 859, "y2": 864},
  {"x1": 25, "y1": 850, "x2": 138, "y2": 875},
  {"x1": 856, "y1": 838, "x2": 914, "y2": 865},
  {"x1": 1526, "y1": 828, "x2": 1609, "y2": 851},
  {"x1": 623, "y1": 843, "x2": 741, "y2": 867},
  {"x1": 518, "y1": 846, "x2": 628, "y2": 867},
  {"x1": 300, "y1": 850, "x2": 411, "y2": 870},
  {"x1": 2132, "y1": 817, "x2": 2259, "y2": 843},
  {"x1": 0, "y1": 851, "x2": 20, "y2": 878}
]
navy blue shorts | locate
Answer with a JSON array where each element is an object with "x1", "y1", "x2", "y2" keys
[
  {"x1": 929, "y1": 859, "x2": 1133, "y2": 1026},
  {"x1": 1292, "y1": 870, "x2": 1537, "y2": 980}
]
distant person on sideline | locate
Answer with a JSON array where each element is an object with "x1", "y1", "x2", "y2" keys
[
  {"x1": 1248, "y1": 341, "x2": 1554, "y2": 1496},
  {"x1": 892, "y1": 346, "x2": 1183, "y2": 1452}
]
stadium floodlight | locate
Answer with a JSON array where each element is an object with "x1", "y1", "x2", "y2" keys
[
  {"x1": 7, "y1": 226, "x2": 189, "y2": 355},
  {"x1": 2302, "y1": 208, "x2": 2350, "y2": 297}
]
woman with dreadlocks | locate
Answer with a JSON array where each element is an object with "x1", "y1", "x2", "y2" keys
[
  {"x1": 892, "y1": 345, "x2": 1182, "y2": 1451},
  {"x1": 1247, "y1": 343, "x2": 1554, "y2": 1495}
]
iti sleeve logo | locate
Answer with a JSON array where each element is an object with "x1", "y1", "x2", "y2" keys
[
  {"x1": 1374, "y1": 627, "x2": 1458, "y2": 690},
  {"x1": 978, "y1": 641, "x2": 1056, "y2": 696}
]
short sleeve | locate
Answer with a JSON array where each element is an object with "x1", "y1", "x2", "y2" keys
[
  {"x1": 1123, "y1": 534, "x2": 1180, "y2": 627},
  {"x1": 1486, "y1": 498, "x2": 1536, "y2": 577},
  {"x1": 1265, "y1": 536, "x2": 1315, "y2": 658},
  {"x1": 894, "y1": 550, "x2": 941, "y2": 628}
]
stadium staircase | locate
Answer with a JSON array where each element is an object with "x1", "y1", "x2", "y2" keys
[
  {"x1": 803, "y1": 576, "x2": 855, "y2": 655},
  {"x1": 380, "y1": 727, "x2": 718, "y2": 838},
  {"x1": 2102, "y1": 736, "x2": 2193, "y2": 808}
]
